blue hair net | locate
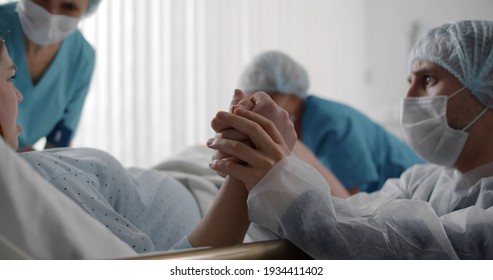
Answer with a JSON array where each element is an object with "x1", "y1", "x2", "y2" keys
[
  {"x1": 409, "y1": 20, "x2": 493, "y2": 107},
  {"x1": 85, "y1": 0, "x2": 102, "y2": 16},
  {"x1": 239, "y1": 50, "x2": 309, "y2": 99}
]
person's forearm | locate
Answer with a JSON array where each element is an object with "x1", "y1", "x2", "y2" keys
[{"x1": 188, "y1": 176, "x2": 250, "y2": 247}]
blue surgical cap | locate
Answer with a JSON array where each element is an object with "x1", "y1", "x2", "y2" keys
[
  {"x1": 85, "y1": 0, "x2": 102, "y2": 16},
  {"x1": 409, "y1": 20, "x2": 493, "y2": 107},
  {"x1": 239, "y1": 50, "x2": 309, "y2": 99}
]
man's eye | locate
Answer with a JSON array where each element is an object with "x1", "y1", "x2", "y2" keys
[
  {"x1": 63, "y1": 3, "x2": 79, "y2": 11},
  {"x1": 8, "y1": 74, "x2": 16, "y2": 82},
  {"x1": 424, "y1": 76, "x2": 436, "y2": 86}
]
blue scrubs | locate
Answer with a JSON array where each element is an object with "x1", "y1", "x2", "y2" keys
[
  {"x1": 0, "y1": 3, "x2": 95, "y2": 149},
  {"x1": 301, "y1": 95, "x2": 424, "y2": 192}
]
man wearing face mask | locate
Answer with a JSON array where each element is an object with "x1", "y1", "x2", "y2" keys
[
  {"x1": 0, "y1": 0, "x2": 101, "y2": 151},
  {"x1": 208, "y1": 20, "x2": 493, "y2": 259}
]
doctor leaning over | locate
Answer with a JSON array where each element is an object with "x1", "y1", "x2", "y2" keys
[
  {"x1": 0, "y1": 0, "x2": 101, "y2": 151},
  {"x1": 208, "y1": 20, "x2": 493, "y2": 259}
]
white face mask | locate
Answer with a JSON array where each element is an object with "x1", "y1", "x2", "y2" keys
[
  {"x1": 16, "y1": 0, "x2": 81, "y2": 46},
  {"x1": 401, "y1": 87, "x2": 489, "y2": 167}
]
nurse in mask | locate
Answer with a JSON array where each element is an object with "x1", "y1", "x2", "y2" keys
[
  {"x1": 0, "y1": 0, "x2": 101, "y2": 151},
  {"x1": 209, "y1": 20, "x2": 493, "y2": 259}
]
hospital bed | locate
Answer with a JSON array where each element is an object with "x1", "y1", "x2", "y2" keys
[
  {"x1": 130, "y1": 239, "x2": 310, "y2": 260},
  {"x1": 0, "y1": 138, "x2": 309, "y2": 260}
]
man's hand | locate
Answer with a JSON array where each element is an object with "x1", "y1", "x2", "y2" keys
[{"x1": 212, "y1": 89, "x2": 296, "y2": 150}]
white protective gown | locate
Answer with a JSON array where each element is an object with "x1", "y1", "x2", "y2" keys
[{"x1": 248, "y1": 155, "x2": 493, "y2": 259}]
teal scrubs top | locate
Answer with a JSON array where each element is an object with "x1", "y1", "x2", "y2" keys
[
  {"x1": 0, "y1": 2, "x2": 95, "y2": 149},
  {"x1": 301, "y1": 95, "x2": 424, "y2": 192}
]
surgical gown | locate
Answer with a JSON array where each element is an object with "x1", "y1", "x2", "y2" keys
[
  {"x1": 248, "y1": 155, "x2": 493, "y2": 259},
  {"x1": 301, "y1": 96, "x2": 424, "y2": 192}
]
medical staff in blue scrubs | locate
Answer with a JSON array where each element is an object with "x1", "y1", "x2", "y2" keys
[
  {"x1": 239, "y1": 50, "x2": 424, "y2": 193},
  {"x1": 0, "y1": 0, "x2": 101, "y2": 151}
]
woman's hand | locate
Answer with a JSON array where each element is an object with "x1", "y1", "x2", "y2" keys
[
  {"x1": 208, "y1": 108, "x2": 291, "y2": 191},
  {"x1": 209, "y1": 89, "x2": 254, "y2": 177},
  {"x1": 212, "y1": 90, "x2": 297, "y2": 151},
  {"x1": 235, "y1": 93, "x2": 296, "y2": 151}
]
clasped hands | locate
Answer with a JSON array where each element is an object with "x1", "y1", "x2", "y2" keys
[{"x1": 207, "y1": 89, "x2": 297, "y2": 191}]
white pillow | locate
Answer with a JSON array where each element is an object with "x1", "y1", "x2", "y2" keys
[{"x1": 0, "y1": 138, "x2": 136, "y2": 259}]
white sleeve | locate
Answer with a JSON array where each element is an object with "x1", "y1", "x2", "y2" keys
[
  {"x1": 247, "y1": 155, "x2": 460, "y2": 259},
  {"x1": 0, "y1": 139, "x2": 136, "y2": 259}
]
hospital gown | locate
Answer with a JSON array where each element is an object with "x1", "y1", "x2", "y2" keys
[
  {"x1": 248, "y1": 155, "x2": 493, "y2": 259},
  {"x1": 20, "y1": 148, "x2": 201, "y2": 253}
]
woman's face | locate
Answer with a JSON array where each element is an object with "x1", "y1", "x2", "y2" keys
[
  {"x1": 0, "y1": 44, "x2": 23, "y2": 149},
  {"x1": 32, "y1": 0, "x2": 90, "y2": 18}
]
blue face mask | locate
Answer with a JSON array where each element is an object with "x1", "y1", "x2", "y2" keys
[{"x1": 401, "y1": 87, "x2": 489, "y2": 167}]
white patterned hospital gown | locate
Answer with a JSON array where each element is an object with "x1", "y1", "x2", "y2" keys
[{"x1": 19, "y1": 148, "x2": 201, "y2": 253}]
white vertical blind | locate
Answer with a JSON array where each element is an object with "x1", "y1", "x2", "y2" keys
[{"x1": 74, "y1": 0, "x2": 368, "y2": 167}]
